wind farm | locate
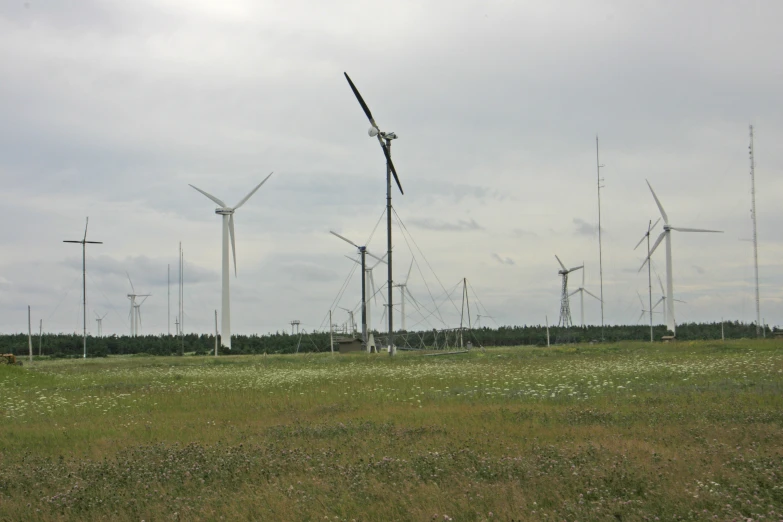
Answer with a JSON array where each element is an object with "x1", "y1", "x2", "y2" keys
[{"x1": 1, "y1": 3, "x2": 782, "y2": 520}]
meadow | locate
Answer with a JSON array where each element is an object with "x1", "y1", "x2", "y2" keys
[{"x1": 1, "y1": 340, "x2": 782, "y2": 521}]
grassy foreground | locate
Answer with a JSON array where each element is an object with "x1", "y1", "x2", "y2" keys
[{"x1": 1, "y1": 341, "x2": 782, "y2": 521}]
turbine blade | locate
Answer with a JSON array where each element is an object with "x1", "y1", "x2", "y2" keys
[
  {"x1": 344, "y1": 72, "x2": 378, "y2": 130},
  {"x1": 330, "y1": 230, "x2": 360, "y2": 249},
  {"x1": 646, "y1": 180, "x2": 668, "y2": 223},
  {"x1": 344, "y1": 255, "x2": 361, "y2": 265},
  {"x1": 229, "y1": 214, "x2": 237, "y2": 276},
  {"x1": 633, "y1": 232, "x2": 647, "y2": 251},
  {"x1": 652, "y1": 297, "x2": 664, "y2": 309},
  {"x1": 554, "y1": 255, "x2": 566, "y2": 271},
  {"x1": 567, "y1": 265, "x2": 584, "y2": 273},
  {"x1": 568, "y1": 289, "x2": 580, "y2": 297},
  {"x1": 233, "y1": 172, "x2": 273, "y2": 210},
  {"x1": 377, "y1": 136, "x2": 403, "y2": 194},
  {"x1": 584, "y1": 289, "x2": 601, "y2": 301},
  {"x1": 670, "y1": 227, "x2": 723, "y2": 233},
  {"x1": 189, "y1": 184, "x2": 227, "y2": 207},
  {"x1": 83, "y1": 217, "x2": 89, "y2": 241},
  {"x1": 405, "y1": 259, "x2": 413, "y2": 284},
  {"x1": 674, "y1": 298, "x2": 687, "y2": 304},
  {"x1": 639, "y1": 232, "x2": 667, "y2": 272},
  {"x1": 638, "y1": 310, "x2": 645, "y2": 323},
  {"x1": 126, "y1": 272, "x2": 135, "y2": 293},
  {"x1": 657, "y1": 274, "x2": 665, "y2": 295},
  {"x1": 651, "y1": 217, "x2": 661, "y2": 231},
  {"x1": 637, "y1": 292, "x2": 644, "y2": 307},
  {"x1": 367, "y1": 251, "x2": 387, "y2": 266}
]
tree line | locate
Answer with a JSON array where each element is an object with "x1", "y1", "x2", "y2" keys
[{"x1": 0, "y1": 321, "x2": 774, "y2": 358}]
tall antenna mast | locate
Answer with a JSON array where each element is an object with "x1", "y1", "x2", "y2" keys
[
  {"x1": 595, "y1": 136, "x2": 605, "y2": 340},
  {"x1": 167, "y1": 264, "x2": 170, "y2": 336},
  {"x1": 749, "y1": 124, "x2": 761, "y2": 337}
]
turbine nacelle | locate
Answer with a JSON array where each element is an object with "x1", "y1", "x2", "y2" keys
[{"x1": 215, "y1": 208, "x2": 234, "y2": 215}]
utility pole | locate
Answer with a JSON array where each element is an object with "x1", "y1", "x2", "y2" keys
[
  {"x1": 545, "y1": 315, "x2": 550, "y2": 347},
  {"x1": 646, "y1": 220, "x2": 654, "y2": 342},
  {"x1": 329, "y1": 310, "x2": 334, "y2": 354},
  {"x1": 167, "y1": 264, "x2": 170, "y2": 336},
  {"x1": 214, "y1": 310, "x2": 218, "y2": 356},
  {"x1": 749, "y1": 125, "x2": 761, "y2": 337},
  {"x1": 38, "y1": 319, "x2": 42, "y2": 356},
  {"x1": 596, "y1": 136, "x2": 605, "y2": 340},
  {"x1": 63, "y1": 217, "x2": 102, "y2": 358},
  {"x1": 28, "y1": 306, "x2": 33, "y2": 363}
]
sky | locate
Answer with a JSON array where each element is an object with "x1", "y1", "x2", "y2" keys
[{"x1": 1, "y1": 0, "x2": 782, "y2": 337}]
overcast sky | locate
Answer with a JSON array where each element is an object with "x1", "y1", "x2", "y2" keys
[{"x1": 1, "y1": 0, "x2": 782, "y2": 337}]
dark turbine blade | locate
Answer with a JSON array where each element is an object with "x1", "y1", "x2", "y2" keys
[
  {"x1": 344, "y1": 72, "x2": 376, "y2": 127},
  {"x1": 379, "y1": 140, "x2": 404, "y2": 195}
]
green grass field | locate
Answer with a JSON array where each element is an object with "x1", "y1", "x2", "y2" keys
[{"x1": 2, "y1": 340, "x2": 782, "y2": 521}]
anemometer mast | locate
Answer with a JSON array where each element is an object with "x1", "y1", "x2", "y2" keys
[
  {"x1": 596, "y1": 136, "x2": 605, "y2": 340},
  {"x1": 749, "y1": 125, "x2": 761, "y2": 337}
]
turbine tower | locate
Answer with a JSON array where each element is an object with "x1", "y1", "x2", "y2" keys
[
  {"x1": 555, "y1": 255, "x2": 583, "y2": 328},
  {"x1": 651, "y1": 272, "x2": 686, "y2": 327},
  {"x1": 63, "y1": 217, "x2": 103, "y2": 358},
  {"x1": 126, "y1": 273, "x2": 150, "y2": 337},
  {"x1": 94, "y1": 311, "x2": 108, "y2": 337},
  {"x1": 392, "y1": 260, "x2": 414, "y2": 331},
  {"x1": 634, "y1": 218, "x2": 660, "y2": 342},
  {"x1": 190, "y1": 173, "x2": 273, "y2": 350},
  {"x1": 749, "y1": 124, "x2": 761, "y2": 336},
  {"x1": 640, "y1": 180, "x2": 722, "y2": 336},
  {"x1": 568, "y1": 262, "x2": 601, "y2": 327},
  {"x1": 344, "y1": 72, "x2": 404, "y2": 356}
]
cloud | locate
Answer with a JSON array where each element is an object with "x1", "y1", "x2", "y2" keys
[
  {"x1": 692, "y1": 265, "x2": 705, "y2": 275},
  {"x1": 513, "y1": 228, "x2": 539, "y2": 238},
  {"x1": 491, "y1": 253, "x2": 515, "y2": 265},
  {"x1": 408, "y1": 218, "x2": 484, "y2": 232},
  {"x1": 573, "y1": 218, "x2": 601, "y2": 237}
]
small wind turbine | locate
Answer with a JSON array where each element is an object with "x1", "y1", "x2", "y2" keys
[
  {"x1": 475, "y1": 314, "x2": 494, "y2": 328},
  {"x1": 651, "y1": 272, "x2": 686, "y2": 327},
  {"x1": 330, "y1": 231, "x2": 386, "y2": 346},
  {"x1": 94, "y1": 311, "x2": 108, "y2": 338},
  {"x1": 63, "y1": 217, "x2": 102, "y2": 358},
  {"x1": 568, "y1": 262, "x2": 601, "y2": 327},
  {"x1": 344, "y1": 72, "x2": 404, "y2": 355},
  {"x1": 190, "y1": 173, "x2": 273, "y2": 350},
  {"x1": 126, "y1": 273, "x2": 150, "y2": 337},
  {"x1": 634, "y1": 218, "x2": 661, "y2": 341},
  {"x1": 392, "y1": 260, "x2": 414, "y2": 331},
  {"x1": 555, "y1": 255, "x2": 583, "y2": 328},
  {"x1": 636, "y1": 292, "x2": 661, "y2": 324},
  {"x1": 640, "y1": 180, "x2": 722, "y2": 336},
  {"x1": 339, "y1": 307, "x2": 357, "y2": 335}
]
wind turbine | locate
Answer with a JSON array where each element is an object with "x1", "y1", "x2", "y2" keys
[
  {"x1": 133, "y1": 297, "x2": 149, "y2": 336},
  {"x1": 568, "y1": 262, "x2": 601, "y2": 327},
  {"x1": 63, "y1": 217, "x2": 103, "y2": 358},
  {"x1": 330, "y1": 230, "x2": 386, "y2": 347},
  {"x1": 190, "y1": 173, "x2": 273, "y2": 350},
  {"x1": 636, "y1": 292, "x2": 661, "y2": 324},
  {"x1": 634, "y1": 218, "x2": 661, "y2": 342},
  {"x1": 640, "y1": 180, "x2": 722, "y2": 336},
  {"x1": 126, "y1": 273, "x2": 150, "y2": 337},
  {"x1": 344, "y1": 72, "x2": 404, "y2": 355},
  {"x1": 94, "y1": 311, "x2": 108, "y2": 337},
  {"x1": 651, "y1": 272, "x2": 686, "y2": 327},
  {"x1": 555, "y1": 255, "x2": 583, "y2": 328},
  {"x1": 392, "y1": 260, "x2": 414, "y2": 331},
  {"x1": 339, "y1": 307, "x2": 357, "y2": 335},
  {"x1": 475, "y1": 314, "x2": 494, "y2": 328}
]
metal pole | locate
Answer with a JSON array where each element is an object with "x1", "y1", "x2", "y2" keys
[
  {"x1": 386, "y1": 137, "x2": 395, "y2": 356},
  {"x1": 330, "y1": 310, "x2": 334, "y2": 354},
  {"x1": 28, "y1": 305, "x2": 33, "y2": 363},
  {"x1": 168, "y1": 264, "x2": 170, "y2": 336},
  {"x1": 361, "y1": 248, "x2": 367, "y2": 348},
  {"x1": 721, "y1": 317, "x2": 724, "y2": 342},
  {"x1": 596, "y1": 136, "x2": 605, "y2": 340},
  {"x1": 459, "y1": 278, "x2": 465, "y2": 349},
  {"x1": 38, "y1": 319, "x2": 42, "y2": 356},
  {"x1": 749, "y1": 125, "x2": 761, "y2": 337},
  {"x1": 647, "y1": 220, "x2": 653, "y2": 342},
  {"x1": 82, "y1": 241, "x2": 87, "y2": 358},
  {"x1": 215, "y1": 310, "x2": 218, "y2": 356}
]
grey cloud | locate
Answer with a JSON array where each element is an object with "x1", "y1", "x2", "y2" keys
[
  {"x1": 692, "y1": 265, "x2": 705, "y2": 275},
  {"x1": 513, "y1": 228, "x2": 539, "y2": 238},
  {"x1": 491, "y1": 253, "x2": 515, "y2": 265},
  {"x1": 573, "y1": 218, "x2": 601, "y2": 237},
  {"x1": 408, "y1": 218, "x2": 483, "y2": 232}
]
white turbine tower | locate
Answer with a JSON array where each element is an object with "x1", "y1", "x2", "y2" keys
[
  {"x1": 189, "y1": 173, "x2": 273, "y2": 350},
  {"x1": 393, "y1": 260, "x2": 414, "y2": 331},
  {"x1": 126, "y1": 273, "x2": 150, "y2": 337},
  {"x1": 651, "y1": 272, "x2": 686, "y2": 327},
  {"x1": 568, "y1": 262, "x2": 601, "y2": 327},
  {"x1": 640, "y1": 180, "x2": 722, "y2": 336}
]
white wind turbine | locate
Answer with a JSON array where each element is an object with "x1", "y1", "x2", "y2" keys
[
  {"x1": 640, "y1": 180, "x2": 722, "y2": 335},
  {"x1": 392, "y1": 260, "x2": 414, "y2": 331},
  {"x1": 568, "y1": 262, "x2": 601, "y2": 327},
  {"x1": 190, "y1": 173, "x2": 273, "y2": 350},
  {"x1": 126, "y1": 273, "x2": 150, "y2": 337},
  {"x1": 651, "y1": 272, "x2": 686, "y2": 328}
]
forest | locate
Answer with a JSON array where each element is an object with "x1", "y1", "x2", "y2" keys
[{"x1": 0, "y1": 321, "x2": 774, "y2": 358}]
